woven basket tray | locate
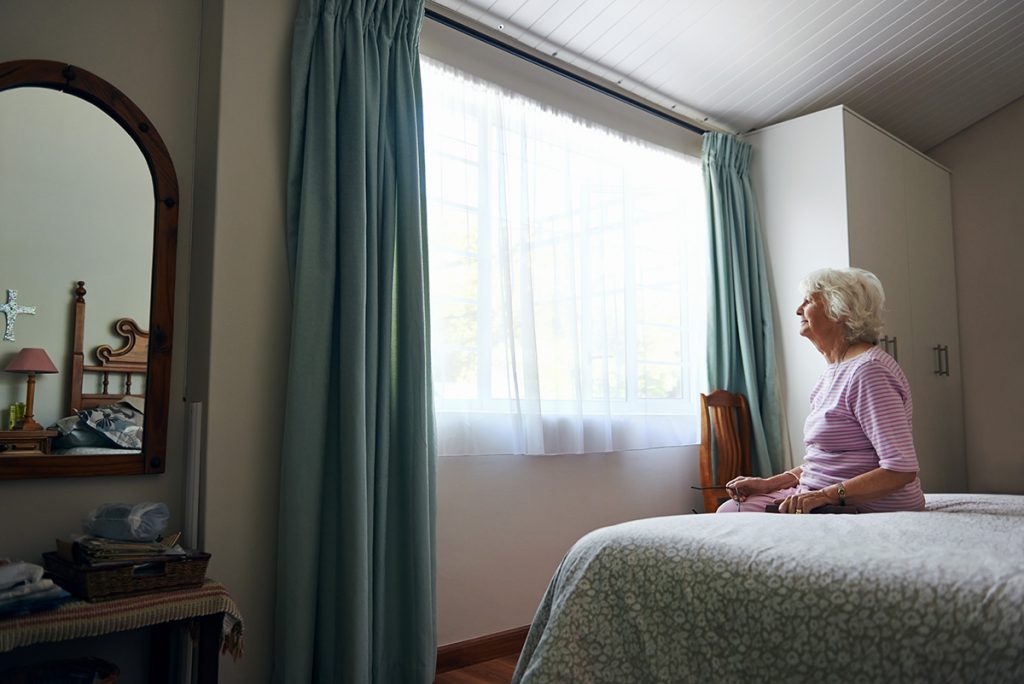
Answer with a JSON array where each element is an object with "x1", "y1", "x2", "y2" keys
[{"x1": 43, "y1": 551, "x2": 210, "y2": 602}]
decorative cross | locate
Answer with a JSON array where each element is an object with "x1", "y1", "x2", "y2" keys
[{"x1": 1, "y1": 289, "x2": 36, "y2": 341}]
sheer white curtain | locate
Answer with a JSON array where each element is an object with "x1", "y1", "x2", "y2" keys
[{"x1": 422, "y1": 57, "x2": 707, "y2": 456}]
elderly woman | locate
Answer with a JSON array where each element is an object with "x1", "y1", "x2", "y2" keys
[{"x1": 720, "y1": 267, "x2": 925, "y2": 514}]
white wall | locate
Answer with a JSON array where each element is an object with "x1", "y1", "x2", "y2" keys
[
  {"x1": 439, "y1": 447, "x2": 702, "y2": 643},
  {"x1": 928, "y1": 97, "x2": 1024, "y2": 494},
  {"x1": 0, "y1": 2, "x2": 201, "y2": 679}
]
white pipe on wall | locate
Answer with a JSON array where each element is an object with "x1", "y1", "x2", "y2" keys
[{"x1": 179, "y1": 400, "x2": 205, "y2": 683}]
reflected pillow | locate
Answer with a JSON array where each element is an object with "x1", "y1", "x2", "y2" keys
[
  {"x1": 54, "y1": 425, "x2": 116, "y2": 449},
  {"x1": 51, "y1": 415, "x2": 114, "y2": 450},
  {"x1": 77, "y1": 402, "x2": 144, "y2": 450}
]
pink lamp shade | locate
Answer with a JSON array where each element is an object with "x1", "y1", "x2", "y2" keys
[{"x1": 5, "y1": 348, "x2": 58, "y2": 374}]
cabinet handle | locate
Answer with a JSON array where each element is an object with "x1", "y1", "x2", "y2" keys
[
  {"x1": 880, "y1": 335, "x2": 899, "y2": 360},
  {"x1": 933, "y1": 344, "x2": 950, "y2": 376}
]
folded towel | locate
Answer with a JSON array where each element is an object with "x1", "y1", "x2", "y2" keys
[
  {"x1": 0, "y1": 560, "x2": 43, "y2": 591},
  {"x1": 0, "y1": 584, "x2": 71, "y2": 618},
  {"x1": 0, "y1": 578, "x2": 56, "y2": 603}
]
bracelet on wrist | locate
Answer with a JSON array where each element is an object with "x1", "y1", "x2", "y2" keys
[{"x1": 837, "y1": 481, "x2": 847, "y2": 506}]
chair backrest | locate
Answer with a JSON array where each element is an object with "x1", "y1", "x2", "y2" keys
[{"x1": 699, "y1": 390, "x2": 753, "y2": 513}]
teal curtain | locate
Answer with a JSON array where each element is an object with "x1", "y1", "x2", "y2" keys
[
  {"x1": 702, "y1": 132, "x2": 784, "y2": 476},
  {"x1": 274, "y1": 0, "x2": 436, "y2": 681}
]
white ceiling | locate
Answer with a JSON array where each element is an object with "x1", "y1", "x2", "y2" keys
[{"x1": 430, "y1": 0, "x2": 1024, "y2": 151}]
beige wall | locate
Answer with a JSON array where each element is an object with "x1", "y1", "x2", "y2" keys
[
  {"x1": 928, "y1": 97, "x2": 1024, "y2": 494},
  {"x1": 192, "y1": 0, "x2": 294, "y2": 681},
  {"x1": 0, "y1": 1, "x2": 201, "y2": 679}
]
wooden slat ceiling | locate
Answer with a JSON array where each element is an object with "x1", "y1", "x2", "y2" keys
[{"x1": 430, "y1": 0, "x2": 1024, "y2": 151}]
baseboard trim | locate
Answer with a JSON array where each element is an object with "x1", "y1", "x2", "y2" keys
[{"x1": 435, "y1": 626, "x2": 530, "y2": 674}]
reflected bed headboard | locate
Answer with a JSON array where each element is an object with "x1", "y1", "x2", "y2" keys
[{"x1": 69, "y1": 281, "x2": 148, "y2": 414}]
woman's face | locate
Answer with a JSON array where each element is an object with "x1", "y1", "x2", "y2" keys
[{"x1": 797, "y1": 292, "x2": 841, "y2": 345}]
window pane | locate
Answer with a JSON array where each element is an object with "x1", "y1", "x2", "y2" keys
[
  {"x1": 638, "y1": 363, "x2": 682, "y2": 399},
  {"x1": 422, "y1": 57, "x2": 707, "y2": 455}
]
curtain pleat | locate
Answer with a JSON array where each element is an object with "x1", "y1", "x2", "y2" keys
[
  {"x1": 275, "y1": 1, "x2": 436, "y2": 681},
  {"x1": 703, "y1": 132, "x2": 785, "y2": 476}
]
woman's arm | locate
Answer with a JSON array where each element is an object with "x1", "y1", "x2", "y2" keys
[
  {"x1": 726, "y1": 467, "x2": 803, "y2": 501},
  {"x1": 829, "y1": 467, "x2": 916, "y2": 505},
  {"x1": 777, "y1": 467, "x2": 916, "y2": 513}
]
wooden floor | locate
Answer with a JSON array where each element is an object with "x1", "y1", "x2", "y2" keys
[{"x1": 434, "y1": 654, "x2": 519, "y2": 684}]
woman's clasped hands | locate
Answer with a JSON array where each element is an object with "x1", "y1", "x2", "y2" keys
[
  {"x1": 724, "y1": 475, "x2": 773, "y2": 502},
  {"x1": 725, "y1": 475, "x2": 831, "y2": 514}
]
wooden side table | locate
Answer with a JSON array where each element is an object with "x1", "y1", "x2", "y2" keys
[
  {"x1": 0, "y1": 580, "x2": 243, "y2": 684},
  {"x1": 0, "y1": 430, "x2": 57, "y2": 456}
]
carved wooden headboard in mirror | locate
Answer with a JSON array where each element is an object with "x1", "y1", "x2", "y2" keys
[
  {"x1": 0, "y1": 60, "x2": 177, "y2": 479},
  {"x1": 70, "y1": 281, "x2": 149, "y2": 414}
]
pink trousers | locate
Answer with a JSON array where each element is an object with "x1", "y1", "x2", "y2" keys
[{"x1": 714, "y1": 486, "x2": 801, "y2": 513}]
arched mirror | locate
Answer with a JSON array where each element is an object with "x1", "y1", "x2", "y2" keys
[{"x1": 0, "y1": 60, "x2": 177, "y2": 479}]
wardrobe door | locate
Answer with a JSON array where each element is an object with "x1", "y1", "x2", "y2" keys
[
  {"x1": 745, "y1": 106, "x2": 851, "y2": 461},
  {"x1": 903, "y1": 148, "x2": 967, "y2": 492},
  {"x1": 843, "y1": 113, "x2": 915, "y2": 375}
]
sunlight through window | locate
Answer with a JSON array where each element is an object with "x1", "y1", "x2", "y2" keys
[{"x1": 422, "y1": 57, "x2": 707, "y2": 456}]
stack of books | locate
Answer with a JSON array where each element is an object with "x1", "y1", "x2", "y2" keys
[
  {"x1": 45, "y1": 533, "x2": 209, "y2": 601},
  {"x1": 56, "y1": 533, "x2": 187, "y2": 567}
]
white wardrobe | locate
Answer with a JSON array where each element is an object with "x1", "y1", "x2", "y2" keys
[{"x1": 744, "y1": 105, "x2": 966, "y2": 493}]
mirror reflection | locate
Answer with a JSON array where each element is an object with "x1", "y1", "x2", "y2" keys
[{"x1": 0, "y1": 87, "x2": 153, "y2": 455}]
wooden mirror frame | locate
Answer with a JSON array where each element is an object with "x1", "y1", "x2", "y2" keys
[{"x1": 0, "y1": 60, "x2": 177, "y2": 479}]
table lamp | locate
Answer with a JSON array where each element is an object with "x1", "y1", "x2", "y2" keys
[{"x1": 5, "y1": 347, "x2": 58, "y2": 431}]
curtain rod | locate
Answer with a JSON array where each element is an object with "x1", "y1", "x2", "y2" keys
[{"x1": 423, "y1": 8, "x2": 708, "y2": 136}]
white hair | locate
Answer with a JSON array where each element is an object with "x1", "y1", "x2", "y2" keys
[{"x1": 799, "y1": 267, "x2": 885, "y2": 344}]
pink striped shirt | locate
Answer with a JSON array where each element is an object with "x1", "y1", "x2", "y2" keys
[{"x1": 800, "y1": 345, "x2": 925, "y2": 512}]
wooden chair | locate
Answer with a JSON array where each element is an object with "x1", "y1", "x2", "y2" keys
[{"x1": 698, "y1": 390, "x2": 752, "y2": 513}]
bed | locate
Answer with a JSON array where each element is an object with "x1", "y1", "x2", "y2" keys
[
  {"x1": 512, "y1": 493, "x2": 1024, "y2": 683},
  {"x1": 50, "y1": 281, "x2": 147, "y2": 455}
]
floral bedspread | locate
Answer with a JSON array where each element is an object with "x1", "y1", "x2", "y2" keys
[{"x1": 512, "y1": 494, "x2": 1024, "y2": 683}]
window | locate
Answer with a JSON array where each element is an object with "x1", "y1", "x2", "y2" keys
[{"x1": 422, "y1": 57, "x2": 707, "y2": 456}]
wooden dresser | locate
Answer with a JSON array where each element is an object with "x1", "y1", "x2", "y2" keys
[{"x1": 0, "y1": 429, "x2": 57, "y2": 456}]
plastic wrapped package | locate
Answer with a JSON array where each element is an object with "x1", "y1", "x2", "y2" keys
[{"x1": 84, "y1": 502, "x2": 169, "y2": 542}]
